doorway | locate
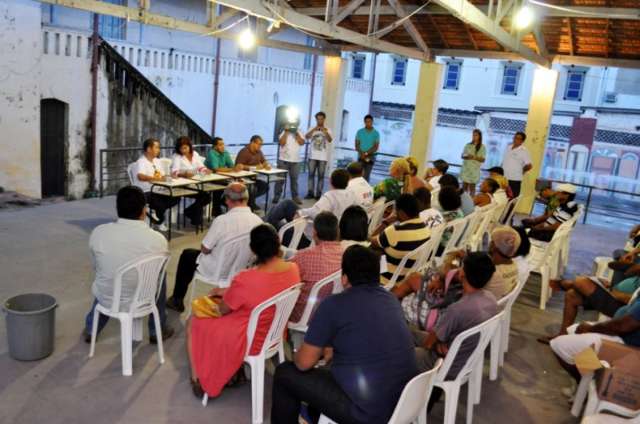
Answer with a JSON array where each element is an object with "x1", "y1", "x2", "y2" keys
[{"x1": 40, "y1": 98, "x2": 67, "y2": 197}]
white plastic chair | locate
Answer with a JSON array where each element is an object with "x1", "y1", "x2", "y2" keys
[
  {"x1": 433, "y1": 311, "x2": 504, "y2": 424},
  {"x1": 437, "y1": 216, "x2": 473, "y2": 261},
  {"x1": 559, "y1": 204, "x2": 584, "y2": 270},
  {"x1": 384, "y1": 225, "x2": 445, "y2": 289},
  {"x1": 368, "y1": 199, "x2": 394, "y2": 236},
  {"x1": 278, "y1": 216, "x2": 310, "y2": 252},
  {"x1": 288, "y1": 271, "x2": 343, "y2": 350},
  {"x1": 127, "y1": 163, "x2": 136, "y2": 184},
  {"x1": 201, "y1": 284, "x2": 302, "y2": 424},
  {"x1": 466, "y1": 203, "x2": 499, "y2": 251},
  {"x1": 489, "y1": 269, "x2": 531, "y2": 381},
  {"x1": 89, "y1": 253, "x2": 170, "y2": 376},
  {"x1": 593, "y1": 256, "x2": 614, "y2": 281},
  {"x1": 584, "y1": 375, "x2": 640, "y2": 418},
  {"x1": 499, "y1": 195, "x2": 521, "y2": 225},
  {"x1": 188, "y1": 233, "x2": 254, "y2": 314},
  {"x1": 319, "y1": 359, "x2": 444, "y2": 424}
]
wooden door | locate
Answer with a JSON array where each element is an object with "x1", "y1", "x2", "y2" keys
[{"x1": 40, "y1": 98, "x2": 67, "y2": 197}]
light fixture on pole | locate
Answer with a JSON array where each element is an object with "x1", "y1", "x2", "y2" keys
[
  {"x1": 514, "y1": 3, "x2": 535, "y2": 30},
  {"x1": 238, "y1": 28, "x2": 255, "y2": 50}
]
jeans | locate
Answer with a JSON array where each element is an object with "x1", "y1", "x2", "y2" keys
[
  {"x1": 508, "y1": 180, "x2": 522, "y2": 197},
  {"x1": 307, "y1": 159, "x2": 327, "y2": 196},
  {"x1": 271, "y1": 362, "x2": 364, "y2": 424},
  {"x1": 84, "y1": 279, "x2": 167, "y2": 337},
  {"x1": 170, "y1": 248, "x2": 200, "y2": 306},
  {"x1": 275, "y1": 160, "x2": 300, "y2": 199},
  {"x1": 146, "y1": 192, "x2": 179, "y2": 224},
  {"x1": 359, "y1": 159, "x2": 374, "y2": 182}
]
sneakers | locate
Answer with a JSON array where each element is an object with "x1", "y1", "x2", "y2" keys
[
  {"x1": 293, "y1": 197, "x2": 303, "y2": 205},
  {"x1": 166, "y1": 296, "x2": 185, "y2": 313},
  {"x1": 153, "y1": 223, "x2": 168, "y2": 232},
  {"x1": 150, "y1": 326, "x2": 175, "y2": 345}
]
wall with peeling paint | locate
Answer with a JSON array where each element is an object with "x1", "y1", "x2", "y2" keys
[{"x1": 0, "y1": 0, "x2": 42, "y2": 198}]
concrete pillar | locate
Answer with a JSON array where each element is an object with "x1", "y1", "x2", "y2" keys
[
  {"x1": 516, "y1": 67, "x2": 560, "y2": 213},
  {"x1": 409, "y1": 62, "x2": 444, "y2": 174},
  {"x1": 320, "y1": 56, "x2": 347, "y2": 170}
]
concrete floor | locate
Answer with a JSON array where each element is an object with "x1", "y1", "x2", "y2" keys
[{"x1": 0, "y1": 195, "x2": 628, "y2": 424}]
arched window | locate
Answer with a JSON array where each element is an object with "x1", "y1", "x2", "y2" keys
[{"x1": 618, "y1": 153, "x2": 639, "y2": 179}]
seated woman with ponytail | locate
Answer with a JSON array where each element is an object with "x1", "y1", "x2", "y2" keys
[{"x1": 373, "y1": 157, "x2": 413, "y2": 202}]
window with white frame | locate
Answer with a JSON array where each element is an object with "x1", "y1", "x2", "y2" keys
[
  {"x1": 391, "y1": 57, "x2": 408, "y2": 86},
  {"x1": 564, "y1": 68, "x2": 587, "y2": 101},
  {"x1": 98, "y1": 0, "x2": 126, "y2": 40},
  {"x1": 501, "y1": 62, "x2": 523, "y2": 95},
  {"x1": 303, "y1": 36, "x2": 314, "y2": 70},
  {"x1": 352, "y1": 55, "x2": 366, "y2": 79},
  {"x1": 443, "y1": 60, "x2": 462, "y2": 90}
]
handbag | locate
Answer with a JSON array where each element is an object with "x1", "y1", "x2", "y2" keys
[
  {"x1": 415, "y1": 269, "x2": 459, "y2": 331},
  {"x1": 191, "y1": 295, "x2": 222, "y2": 319}
]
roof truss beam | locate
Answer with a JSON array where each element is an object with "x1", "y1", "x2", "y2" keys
[
  {"x1": 37, "y1": 0, "x2": 334, "y2": 56},
  {"x1": 386, "y1": 0, "x2": 430, "y2": 55},
  {"x1": 532, "y1": 24, "x2": 548, "y2": 56},
  {"x1": 211, "y1": 0, "x2": 430, "y2": 60},
  {"x1": 332, "y1": 0, "x2": 366, "y2": 25}
]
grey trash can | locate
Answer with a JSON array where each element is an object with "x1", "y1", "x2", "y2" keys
[{"x1": 3, "y1": 293, "x2": 57, "y2": 361}]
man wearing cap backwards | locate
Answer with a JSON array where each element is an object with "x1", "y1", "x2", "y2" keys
[
  {"x1": 521, "y1": 183, "x2": 578, "y2": 242},
  {"x1": 166, "y1": 182, "x2": 263, "y2": 312}
]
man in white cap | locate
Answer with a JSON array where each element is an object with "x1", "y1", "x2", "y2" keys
[{"x1": 521, "y1": 183, "x2": 578, "y2": 242}]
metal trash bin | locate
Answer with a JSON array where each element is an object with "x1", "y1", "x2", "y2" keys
[{"x1": 3, "y1": 293, "x2": 57, "y2": 361}]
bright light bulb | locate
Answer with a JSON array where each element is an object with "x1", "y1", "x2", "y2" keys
[
  {"x1": 238, "y1": 28, "x2": 255, "y2": 50},
  {"x1": 285, "y1": 107, "x2": 299, "y2": 124},
  {"x1": 514, "y1": 5, "x2": 534, "y2": 30}
]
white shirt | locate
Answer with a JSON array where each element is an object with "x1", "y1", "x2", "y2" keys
[
  {"x1": 420, "y1": 208, "x2": 444, "y2": 228},
  {"x1": 428, "y1": 175, "x2": 442, "y2": 191},
  {"x1": 307, "y1": 126, "x2": 333, "y2": 161},
  {"x1": 494, "y1": 189, "x2": 508, "y2": 206},
  {"x1": 90, "y1": 219, "x2": 168, "y2": 310},
  {"x1": 197, "y1": 206, "x2": 263, "y2": 279},
  {"x1": 502, "y1": 144, "x2": 532, "y2": 181},
  {"x1": 299, "y1": 189, "x2": 357, "y2": 221},
  {"x1": 133, "y1": 155, "x2": 164, "y2": 192},
  {"x1": 347, "y1": 177, "x2": 374, "y2": 207},
  {"x1": 171, "y1": 152, "x2": 206, "y2": 177},
  {"x1": 278, "y1": 130, "x2": 305, "y2": 163}
]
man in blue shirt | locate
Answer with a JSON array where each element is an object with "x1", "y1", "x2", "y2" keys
[
  {"x1": 550, "y1": 296, "x2": 640, "y2": 383},
  {"x1": 271, "y1": 245, "x2": 418, "y2": 424},
  {"x1": 355, "y1": 114, "x2": 380, "y2": 182}
]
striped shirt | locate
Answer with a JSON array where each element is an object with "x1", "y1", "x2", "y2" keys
[
  {"x1": 377, "y1": 218, "x2": 431, "y2": 286},
  {"x1": 545, "y1": 201, "x2": 578, "y2": 226}
]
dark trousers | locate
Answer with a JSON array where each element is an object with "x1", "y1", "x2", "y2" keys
[
  {"x1": 271, "y1": 362, "x2": 364, "y2": 424},
  {"x1": 508, "y1": 180, "x2": 522, "y2": 197},
  {"x1": 84, "y1": 279, "x2": 167, "y2": 337},
  {"x1": 250, "y1": 180, "x2": 269, "y2": 209},
  {"x1": 146, "y1": 192, "x2": 179, "y2": 224},
  {"x1": 184, "y1": 192, "x2": 211, "y2": 225},
  {"x1": 170, "y1": 248, "x2": 200, "y2": 306},
  {"x1": 359, "y1": 159, "x2": 374, "y2": 182}
]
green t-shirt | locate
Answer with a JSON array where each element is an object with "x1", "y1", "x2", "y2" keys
[
  {"x1": 356, "y1": 127, "x2": 380, "y2": 156},
  {"x1": 615, "y1": 276, "x2": 640, "y2": 294},
  {"x1": 205, "y1": 149, "x2": 234, "y2": 170}
]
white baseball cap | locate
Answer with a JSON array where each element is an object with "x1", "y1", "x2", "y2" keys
[{"x1": 556, "y1": 183, "x2": 577, "y2": 194}]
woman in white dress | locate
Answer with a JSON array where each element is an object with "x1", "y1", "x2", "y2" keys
[{"x1": 171, "y1": 136, "x2": 212, "y2": 226}]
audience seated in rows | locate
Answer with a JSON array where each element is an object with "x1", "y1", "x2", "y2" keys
[
  {"x1": 346, "y1": 162, "x2": 374, "y2": 208},
  {"x1": 413, "y1": 252, "x2": 498, "y2": 410},
  {"x1": 436, "y1": 186, "x2": 465, "y2": 250},
  {"x1": 339, "y1": 205, "x2": 370, "y2": 249},
  {"x1": 187, "y1": 224, "x2": 300, "y2": 399},
  {"x1": 373, "y1": 157, "x2": 412, "y2": 202},
  {"x1": 424, "y1": 159, "x2": 449, "y2": 192},
  {"x1": 437, "y1": 174, "x2": 475, "y2": 216},
  {"x1": 170, "y1": 136, "x2": 213, "y2": 226},
  {"x1": 406, "y1": 156, "x2": 426, "y2": 192},
  {"x1": 289, "y1": 212, "x2": 343, "y2": 323},
  {"x1": 265, "y1": 169, "x2": 355, "y2": 231},
  {"x1": 414, "y1": 187, "x2": 444, "y2": 229},
  {"x1": 473, "y1": 178, "x2": 500, "y2": 207},
  {"x1": 487, "y1": 166, "x2": 514, "y2": 199},
  {"x1": 271, "y1": 246, "x2": 418, "y2": 424},
  {"x1": 83, "y1": 186, "x2": 173, "y2": 344},
  {"x1": 166, "y1": 183, "x2": 262, "y2": 312},
  {"x1": 371, "y1": 193, "x2": 431, "y2": 287},
  {"x1": 521, "y1": 183, "x2": 578, "y2": 242},
  {"x1": 234, "y1": 135, "x2": 271, "y2": 211},
  {"x1": 132, "y1": 138, "x2": 178, "y2": 228}
]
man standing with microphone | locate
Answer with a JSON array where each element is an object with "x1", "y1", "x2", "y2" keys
[{"x1": 305, "y1": 111, "x2": 333, "y2": 200}]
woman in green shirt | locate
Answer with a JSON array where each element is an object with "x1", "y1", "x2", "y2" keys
[
  {"x1": 460, "y1": 129, "x2": 486, "y2": 196},
  {"x1": 373, "y1": 157, "x2": 412, "y2": 202}
]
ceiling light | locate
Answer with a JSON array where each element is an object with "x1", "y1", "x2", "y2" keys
[
  {"x1": 514, "y1": 5, "x2": 534, "y2": 30},
  {"x1": 238, "y1": 28, "x2": 255, "y2": 50}
]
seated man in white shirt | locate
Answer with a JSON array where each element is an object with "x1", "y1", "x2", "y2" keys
[
  {"x1": 346, "y1": 162, "x2": 373, "y2": 207},
  {"x1": 133, "y1": 138, "x2": 178, "y2": 230},
  {"x1": 83, "y1": 186, "x2": 173, "y2": 344},
  {"x1": 166, "y1": 182, "x2": 263, "y2": 312},
  {"x1": 265, "y1": 168, "x2": 355, "y2": 229},
  {"x1": 414, "y1": 187, "x2": 443, "y2": 229}
]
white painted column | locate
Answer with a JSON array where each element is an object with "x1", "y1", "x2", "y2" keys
[
  {"x1": 320, "y1": 56, "x2": 347, "y2": 171},
  {"x1": 409, "y1": 61, "x2": 444, "y2": 174},
  {"x1": 516, "y1": 67, "x2": 560, "y2": 213}
]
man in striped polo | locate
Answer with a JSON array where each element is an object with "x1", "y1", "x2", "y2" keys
[
  {"x1": 521, "y1": 183, "x2": 578, "y2": 242},
  {"x1": 371, "y1": 193, "x2": 431, "y2": 287}
]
